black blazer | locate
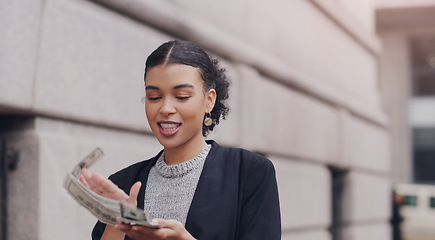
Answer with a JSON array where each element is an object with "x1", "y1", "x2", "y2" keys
[{"x1": 92, "y1": 140, "x2": 281, "y2": 240}]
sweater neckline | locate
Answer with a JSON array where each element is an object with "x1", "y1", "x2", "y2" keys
[{"x1": 155, "y1": 144, "x2": 211, "y2": 178}]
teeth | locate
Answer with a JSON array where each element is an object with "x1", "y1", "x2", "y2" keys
[{"x1": 160, "y1": 123, "x2": 179, "y2": 131}]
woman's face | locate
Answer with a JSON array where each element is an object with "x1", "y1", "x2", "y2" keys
[{"x1": 145, "y1": 64, "x2": 216, "y2": 150}]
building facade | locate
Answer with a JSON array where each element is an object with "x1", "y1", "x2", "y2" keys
[
  {"x1": 377, "y1": 0, "x2": 435, "y2": 185},
  {"x1": 377, "y1": 1, "x2": 435, "y2": 238},
  {"x1": 1, "y1": 1, "x2": 393, "y2": 239}
]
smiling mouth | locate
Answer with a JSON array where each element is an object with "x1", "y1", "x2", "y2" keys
[{"x1": 158, "y1": 122, "x2": 181, "y2": 136}]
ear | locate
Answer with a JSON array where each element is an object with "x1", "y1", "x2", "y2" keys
[{"x1": 205, "y1": 89, "x2": 217, "y2": 113}]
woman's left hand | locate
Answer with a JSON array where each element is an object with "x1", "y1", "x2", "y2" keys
[
  {"x1": 116, "y1": 219, "x2": 196, "y2": 240},
  {"x1": 80, "y1": 168, "x2": 141, "y2": 206}
]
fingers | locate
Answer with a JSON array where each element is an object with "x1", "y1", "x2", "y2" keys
[
  {"x1": 81, "y1": 168, "x2": 110, "y2": 192},
  {"x1": 80, "y1": 168, "x2": 102, "y2": 190},
  {"x1": 80, "y1": 168, "x2": 100, "y2": 190},
  {"x1": 127, "y1": 181, "x2": 142, "y2": 206},
  {"x1": 79, "y1": 175, "x2": 90, "y2": 188},
  {"x1": 151, "y1": 218, "x2": 162, "y2": 226},
  {"x1": 154, "y1": 219, "x2": 183, "y2": 230},
  {"x1": 97, "y1": 175, "x2": 121, "y2": 194},
  {"x1": 80, "y1": 168, "x2": 128, "y2": 201},
  {"x1": 156, "y1": 219, "x2": 195, "y2": 239},
  {"x1": 80, "y1": 168, "x2": 92, "y2": 188},
  {"x1": 81, "y1": 167, "x2": 91, "y2": 180},
  {"x1": 117, "y1": 219, "x2": 194, "y2": 240},
  {"x1": 115, "y1": 223, "x2": 163, "y2": 240}
]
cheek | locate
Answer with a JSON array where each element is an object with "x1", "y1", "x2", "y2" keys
[
  {"x1": 187, "y1": 105, "x2": 206, "y2": 123},
  {"x1": 145, "y1": 103, "x2": 156, "y2": 119}
]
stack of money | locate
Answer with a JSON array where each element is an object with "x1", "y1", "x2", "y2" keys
[{"x1": 63, "y1": 148, "x2": 160, "y2": 228}]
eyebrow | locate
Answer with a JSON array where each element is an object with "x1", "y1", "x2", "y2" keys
[
  {"x1": 145, "y1": 84, "x2": 194, "y2": 90},
  {"x1": 145, "y1": 86, "x2": 159, "y2": 90},
  {"x1": 174, "y1": 84, "x2": 194, "y2": 90}
]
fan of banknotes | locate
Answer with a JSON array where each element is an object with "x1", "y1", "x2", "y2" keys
[{"x1": 63, "y1": 148, "x2": 160, "y2": 228}]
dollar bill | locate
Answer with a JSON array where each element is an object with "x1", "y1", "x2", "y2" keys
[
  {"x1": 63, "y1": 173, "x2": 120, "y2": 225},
  {"x1": 63, "y1": 148, "x2": 159, "y2": 227},
  {"x1": 71, "y1": 148, "x2": 104, "y2": 178},
  {"x1": 119, "y1": 201, "x2": 161, "y2": 228}
]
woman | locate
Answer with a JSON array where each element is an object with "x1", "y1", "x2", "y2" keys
[{"x1": 80, "y1": 40, "x2": 281, "y2": 240}]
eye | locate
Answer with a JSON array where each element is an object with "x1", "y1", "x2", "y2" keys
[
  {"x1": 147, "y1": 97, "x2": 161, "y2": 101},
  {"x1": 176, "y1": 96, "x2": 190, "y2": 101}
]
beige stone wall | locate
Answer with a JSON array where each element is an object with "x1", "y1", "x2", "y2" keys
[
  {"x1": 376, "y1": 0, "x2": 435, "y2": 8},
  {"x1": 0, "y1": 0, "x2": 391, "y2": 239}
]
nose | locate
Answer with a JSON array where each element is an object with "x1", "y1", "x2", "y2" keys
[{"x1": 160, "y1": 98, "x2": 176, "y2": 115}]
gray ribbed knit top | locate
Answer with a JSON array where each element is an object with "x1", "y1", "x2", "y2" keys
[{"x1": 144, "y1": 144, "x2": 211, "y2": 225}]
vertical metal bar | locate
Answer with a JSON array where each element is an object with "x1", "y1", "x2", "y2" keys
[
  {"x1": 1, "y1": 139, "x2": 7, "y2": 240},
  {"x1": 329, "y1": 167, "x2": 347, "y2": 240}
]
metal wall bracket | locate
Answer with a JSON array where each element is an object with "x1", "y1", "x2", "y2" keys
[
  {"x1": 5, "y1": 147, "x2": 19, "y2": 171},
  {"x1": 1, "y1": 139, "x2": 19, "y2": 240}
]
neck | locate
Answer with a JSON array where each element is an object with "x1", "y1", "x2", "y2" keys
[{"x1": 164, "y1": 138, "x2": 208, "y2": 165}]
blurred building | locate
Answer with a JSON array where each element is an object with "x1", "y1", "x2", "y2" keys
[
  {"x1": 377, "y1": 0, "x2": 435, "y2": 239},
  {"x1": 377, "y1": 0, "x2": 435, "y2": 185},
  {"x1": 2, "y1": 0, "x2": 430, "y2": 239}
]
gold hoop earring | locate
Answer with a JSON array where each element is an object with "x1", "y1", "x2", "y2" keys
[{"x1": 204, "y1": 113, "x2": 212, "y2": 127}]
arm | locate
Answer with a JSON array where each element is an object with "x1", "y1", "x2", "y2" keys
[{"x1": 239, "y1": 157, "x2": 281, "y2": 240}]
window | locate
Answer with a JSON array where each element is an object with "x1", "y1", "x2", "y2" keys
[
  {"x1": 430, "y1": 197, "x2": 435, "y2": 209},
  {"x1": 404, "y1": 195, "x2": 418, "y2": 207},
  {"x1": 413, "y1": 128, "x2": 435, "y2": 184}
]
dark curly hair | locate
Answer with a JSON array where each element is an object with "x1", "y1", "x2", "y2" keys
[{"x1": 144, "y1": 40, "x2": 230, "y2": 137}]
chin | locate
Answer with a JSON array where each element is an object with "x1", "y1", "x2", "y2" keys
[{"x1": 156, "y1": 136, "x2": 183, "y2": 149}]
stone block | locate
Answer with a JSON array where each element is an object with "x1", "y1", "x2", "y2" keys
[
  {"x1": 234, "y1": 66, "x2": 267, "y2": 151},
  {"x1": 33, "y1": 117, "x2": 162, "y2": 240},
  {"x1": 246, "y1": 1, "x2": 381, "y2": 109},
  {"x1": 343, "y1": 222, "x2": 391, "y2": 240},
  {"x1": 238, "y1": 65, "x2": 339, "y2": 163},
  {"x1": 282, "y1": 229, "x2": 331, "y2": 240},
  {"x1": 169, "y1": 0, "x2": 251, "y2": 39},
  {"x1": 270, "y1": 156, "x2": 331, "y2": 230},
  {"x1": 1, "y1": 125, "x2": 39, "y2": 240},
  {"x1": 343, "y1": 171, "x2": 391, "y2": 223},
  {"x1": 0, "y1": 0, "x2": 42, "y2": 110},
  {"x1": 336, "y1": 0, "x2": 375, "y2": 32},
  {"x1": 34, "y1": 0, "x2": 170, "y2": 131},
  {"x1": 343, "y1": 114, "x2": 390, "y2": 172}
]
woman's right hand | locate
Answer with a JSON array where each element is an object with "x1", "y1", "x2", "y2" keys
[{"x1": 79, "y1": 168, "x2": 141, "y2": 206}]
